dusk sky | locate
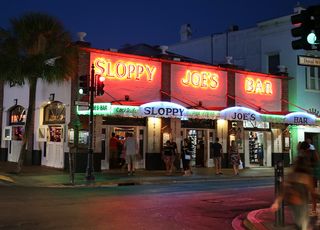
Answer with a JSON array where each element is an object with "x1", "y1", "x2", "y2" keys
[{"x1": 1, "y1": 0, "x2": 319, "y2": 50}]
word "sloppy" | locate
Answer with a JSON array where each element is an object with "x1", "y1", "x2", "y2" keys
[
  {"x1": 143, "y1": 107, "x2": 185, "y2": 117},
  {"x1": 94, "y1": 57, "x2": 157, "y2": 81}
]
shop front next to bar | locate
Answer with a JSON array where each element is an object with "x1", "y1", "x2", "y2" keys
[{"x1": 76, "y1": 101, "x2": 320, "y2": 170}]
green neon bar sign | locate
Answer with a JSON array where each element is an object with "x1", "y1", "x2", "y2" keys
[{"x1": 77, "y1": 103, "x2": 139, "y2": 116}]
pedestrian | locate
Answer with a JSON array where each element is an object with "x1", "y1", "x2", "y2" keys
[
  {"x1": 212, "y1": 137, "x2": 223, "y2": 175},
  {"x1": 306, "y1": 138, "x2": 317, "y2": 152},
  {"x1": 229, "y1": 140, "x2": 240, "y2": 175},
  {"x1": 123, "y1": 132, "x2": 137, "y2": 176},
  {"x1": 171, "y1": 140, "x2": 180, "y2": 172},
  {"x1": 162, "y1": 140, "x2": 175, "y2": 175},
  {"x1": 271, "y1": 155, "x2": 315, "y2": 230},
  {"x1": 297, "y1": 141, "x2": 302, "y2": 154},
  {"x1": 109, "y1": 132, "x2": 119, "y2": 169},
  {"x1": 117, "y1": 136, "x2": 126, "y2": 169},
  {"x1": 181, "y1": 138, "x2": 192, "y2": 176},
  {"x1": 300, "y1": 140, "x2": 319, "y2": 216}
]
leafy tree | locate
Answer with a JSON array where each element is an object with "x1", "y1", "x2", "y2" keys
[{"x1": 0, "y1": 12, "x2": 77, "y2": 173}]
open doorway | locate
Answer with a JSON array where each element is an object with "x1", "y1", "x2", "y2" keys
[
  {"x1": 305, "y1": 132, "x2": 320, "y2": 151},
  {"x1": 186, "y1": 129, "x2": 205, "y2": 167},
  {"x1": 108, "y1": 127, "x2": 135, "y2": 169}
]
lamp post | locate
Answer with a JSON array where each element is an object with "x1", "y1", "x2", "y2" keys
[{"x1": 86, "y1": 64, "x2": 95, "y2": 181}]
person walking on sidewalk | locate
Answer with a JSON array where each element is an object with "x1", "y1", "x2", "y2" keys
[
  {"x1": 162, "y1": 140, "x2": 175, "y2": 175},
  {"x1": 212, "y1": 137, "x2": 223, "y2": 175},
  {"x1": 229, "y1": 140, "x2": 240, "y2": 176},
  {"x1": 109, "y1": 132, "x2": 119, "y2": 169},
  {"x1": 171, "y1": 140, "x2": 180, "y2": 172},
  {"x1": 123, "y1": 132, "x2": 137, "y2": 176},
  {"x1": 271, "y1": 155, "x2": 315, "y2": 230},
  {"x1": 181, "y1": 138, "x2": 192, "y2": 176},
  {"x1": 300, "y1": 140, "x2": 319, "y2": 216}
]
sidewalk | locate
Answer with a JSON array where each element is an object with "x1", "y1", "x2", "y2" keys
[{"x1": 0, "y1": 161, "x2": 277, "y2": 187}]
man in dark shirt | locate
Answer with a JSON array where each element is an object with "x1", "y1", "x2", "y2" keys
[
  {"x1": 162, "y1": 140, "x2": 174, "y2": 175},
  {"x1": 212, "y1": 137, "x2": 223, "y2": 175}
]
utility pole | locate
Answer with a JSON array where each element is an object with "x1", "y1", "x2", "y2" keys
[{"x1": 86, "y1": 64, "x2": 95, "y2": 181}]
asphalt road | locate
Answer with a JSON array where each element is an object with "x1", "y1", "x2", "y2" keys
[{"x1": 0, "y1": 178, "x2": 275, "y2": 230}]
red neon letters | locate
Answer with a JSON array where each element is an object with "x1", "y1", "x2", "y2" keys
[
  {"x1": 181, "y1": 70, "x2": 219, "y2": 90},
  {"x1": 94, "y1": 57, "x2": 157, "y2": 81},
  {"x1": 245, "y1": 77, "x2": 273, "y2": 95}
]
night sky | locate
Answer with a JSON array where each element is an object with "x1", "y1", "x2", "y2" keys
[{"x1": 1, "y1": 0, "x2": 319, "y2": 50}]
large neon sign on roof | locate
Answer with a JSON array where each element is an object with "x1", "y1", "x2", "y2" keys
[
  {"x1": 181, "y1": 70, "x2": 219, "y2": 90},
  {"x1": 93, "y1": 57, "x2": 157, "y2": 81}
]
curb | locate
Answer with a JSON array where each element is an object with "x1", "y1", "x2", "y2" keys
[
  {"x1": 245, "y1": 209, "x2": 270, "y2": 230},
  {"x1": 0, "y1": 175, "x2": 15, "y2": 183},
  {"x1": 232, "y1": 213, "x2": 247, "y2": 230},
  {"x1": 31, "y1": 175, "x2": 274, "y2": 188}
]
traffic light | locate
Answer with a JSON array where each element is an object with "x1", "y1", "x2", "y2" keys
[
  {"x1": 96, "y1": 75, "x2": 105, "y2": 96},
  {"x1": 78, "y1": 75, "x2": 89, "y2": 95},
  {"x1": 307, "y1": 5, "x2": 320, "y2": 46},
  {"x1": 291, "y1": 5, "x2": 320, "y2": 50}
]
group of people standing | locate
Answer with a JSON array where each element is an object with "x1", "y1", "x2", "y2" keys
[
  {"x1": 212, "y1": 138, "x2": 241, "y2": 176},
  {"x1": 109, "y1": 132, "x2": 138, "y2": 176},
  {"x1": 162, "y1": 138, "x2": 193, "y2": 176},
  {"x1": 162, "y1": 137, "x2": 242, "y2": 177},
  {"x1": 162, "y1": 140, "x2": 179, "y2": 175}
]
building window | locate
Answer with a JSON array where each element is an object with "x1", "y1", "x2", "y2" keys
[
  {"x1": 268, "y1": 54, "x2": 280, "y2": 74},
  {"x1": 43, "y1": 101, "x2": 65, "y2": 124},
  {"x1": 9, "y1": 105, "x2": 26, "y2": 125},
  {"x1": 306, "y1": 67, "x2": 320, "y2": 91}
]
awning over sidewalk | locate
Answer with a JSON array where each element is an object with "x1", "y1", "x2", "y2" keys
[{"x1": 77, "y1": 102, "x2": 320, "y2": 125}]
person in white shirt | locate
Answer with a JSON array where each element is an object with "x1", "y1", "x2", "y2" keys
[
  {"x1": 123, "y1": 132, "x2": 138, "y2": 176},
  {"x1": 306, "y1": 138, "x2": 316, "y2": 151}
]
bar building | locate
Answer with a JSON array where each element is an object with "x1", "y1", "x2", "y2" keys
[{"x1": 0, "y1": 43, "x2": 319, "y2": 171}]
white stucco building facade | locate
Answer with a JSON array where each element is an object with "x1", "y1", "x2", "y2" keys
[{"x1": 169, "y1": 6, "x2": 320, "y2": 160}]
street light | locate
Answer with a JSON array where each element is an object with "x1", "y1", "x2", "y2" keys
[{"x1": 85, "y1": 64, "x2": 95, "y2": 181}]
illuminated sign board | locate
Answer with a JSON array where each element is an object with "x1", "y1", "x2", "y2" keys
[
  {"x1": 94, "y1": 57, "x2": 156, "y2": 82},
  {"x1": 298, "y1": 55, "x2": 320, "y2": 67},
  {"x1": 171, "y1": 64, "x2": 227, "y2": 108},
  {"x1": 243, "y1": 120, "x2": 270, "y2": 129},
  {"x1": 284, "y1": 112, "x2": 316, "y2": 125},
  {"x1": 139, "y1": 101, "x2": 187, "y2": 118},
  {"x1": 235, "y1": 73, "x2": 281, "y2": 112},
  {"x1": 76, "y1": 103, "x2": 320, "y2": 126},
  {"x1": 245, "y1": 77, "x2": 273, "y2": 95},
  {"x1": 90, "y1": 52, "x2": 162, "y2": 103},
  {"x1": 220, "y1": 106, "x2": 262, "y2": 122},
  {"x1": 181, "y1": 70, "x2": 219, "y2": 90}
]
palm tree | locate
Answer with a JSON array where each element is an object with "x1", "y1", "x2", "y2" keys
[{"x1": 0, "y1": 12, "x2": 77, "y2": 173}]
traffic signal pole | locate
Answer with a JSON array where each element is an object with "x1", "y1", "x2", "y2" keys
[{"x1": 86, "y1": 64, "x2": 95, "y2": 181}]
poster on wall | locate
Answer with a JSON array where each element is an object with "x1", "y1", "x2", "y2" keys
[
  {"x1": 235, "y1": 73, "x2": 282, "y2": 112},
  {"x1": 90, "y1": 52, "x2": 162, "y2": 104},
  {"x1": 170, "y1": 64, "x2": 227, "y2": 108}
]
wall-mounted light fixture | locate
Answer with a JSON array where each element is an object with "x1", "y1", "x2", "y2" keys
[
  {"x1": 49, "y1": 93, "x2": 55, "y2": 102},
  {"x1": 14, "y1": 99, "x2": 18, "y2": 106}
]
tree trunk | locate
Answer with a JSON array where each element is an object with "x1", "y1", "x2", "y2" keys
[{"x1": 16, "y1": 78, "x2": 37, "y2": 173}]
